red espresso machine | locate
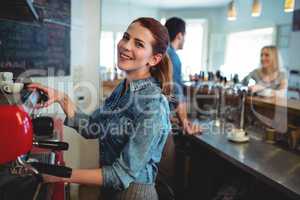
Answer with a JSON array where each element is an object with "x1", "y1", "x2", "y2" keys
[
  {"x1": 0, "y1": 105, "x2": 33, "y2": 164},
  {"x1": 0, "y1": 87, "x2": 71, "y2": 200}
]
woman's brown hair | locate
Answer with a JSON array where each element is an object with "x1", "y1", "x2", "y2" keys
[{"x1": 132, "y1": 17, "x2": 173, "y2": 96}]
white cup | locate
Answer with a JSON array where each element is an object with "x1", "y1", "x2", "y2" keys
[
  {"x1": 231, "y1": 128, "x2": 246, "y2": 139},
  {"x1": 0, "y1": 72, "x2": 13, "y2": 82},
  {"x1": 2, "y1": 83, "x2": 24, "y2": 93}
]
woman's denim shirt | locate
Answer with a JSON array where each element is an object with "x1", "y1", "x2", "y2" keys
[{"x1": 65, "y1": 77, "x2": 171, "y2": 191}]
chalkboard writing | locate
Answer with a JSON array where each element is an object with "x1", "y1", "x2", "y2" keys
[{"x1": 0, "y1": 0, "x2": 70, "y2": 76}]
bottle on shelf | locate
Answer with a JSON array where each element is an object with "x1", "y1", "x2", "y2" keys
[{"x1": 113, "y1": 67, "x2": 118, "y2": 80}]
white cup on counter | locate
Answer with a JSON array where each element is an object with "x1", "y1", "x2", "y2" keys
[
  {"x1": 227, "y1": 128, "x2": 249, "y2": 142},
  {"x1": 231, "y1": 128, "x2": 246, "y2": 139},
  {"x1": 2, "y1": 82, "x2": 24, "y2": 94}
]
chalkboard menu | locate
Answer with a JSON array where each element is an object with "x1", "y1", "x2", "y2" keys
[{"x1": 0, "y1": 0, "x2": 71, "y2": 76}]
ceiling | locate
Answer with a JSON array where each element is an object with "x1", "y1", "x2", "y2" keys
[{"x1": 114, "y1": 0, "x2": 232, "y2": 9}]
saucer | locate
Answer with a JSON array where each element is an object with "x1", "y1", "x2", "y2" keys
[{"x1": 227, "y1": 135, "x2": 250, "y2": 143}]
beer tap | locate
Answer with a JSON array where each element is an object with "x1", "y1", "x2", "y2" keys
[
  {"x1": 212, "y1": 83, "x2": 224, "y2": 127},
  {"x1": 240, "y1": 88, "x2": 247, "y2": 130}
]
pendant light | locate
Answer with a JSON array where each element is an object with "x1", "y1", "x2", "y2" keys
[
  {"x1": 227, "y1": 1, "x2": 237, "y2": 21},
  {"x1": 284, "y1": 0, "x2": 295, "y2": 13},
  {"x1": 252, "y1": 0, "x2": 262, "y2": 17}
]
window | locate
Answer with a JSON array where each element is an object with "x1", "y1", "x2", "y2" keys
[
  {"x1": 100, "y1": 31, "x2": 114, "y2": 70},
  {"x1": 222, "y1": 27, "x2": 276, "y2": 79},
  {"x1": 99, "y1": 31, "x2": 124, "y2": 79},
  {"x1": 114, "y1": 32, "x2": 123, "y2": 75},
  {"x1": 177, "y1": 19, "x2": 207, "y2": 81}
]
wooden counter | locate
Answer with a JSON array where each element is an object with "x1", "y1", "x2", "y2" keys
[
  {"x1": 184, "y1": 83, "x2": 300, "y2": 111},
  {"x1": 247, "y1": 96, "x2": 300, "y2": 114}
]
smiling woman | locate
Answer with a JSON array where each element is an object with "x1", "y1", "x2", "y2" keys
[
  {"x1": 117, "y1": 18, "x2": 173, "y2": 95},
  {"x1": 28, "y1": 17, "x2": 173, "y2": 200}
]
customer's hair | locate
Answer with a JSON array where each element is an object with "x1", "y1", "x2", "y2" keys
[
  {"x1": 261, "y1": 45, "x2": 280, "y2": 75},
  {"x1": 164, "y1": 17, "x2": 186, "y2": 42},
  {"x1": 132, "y1": 17, "x2": 173, "y2": 96}
]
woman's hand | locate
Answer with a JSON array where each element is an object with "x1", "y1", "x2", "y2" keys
[
  {"x1": 27, "y1": 83, "x2": 76, "y2": 118},
  {"x1": 26, "y1": 83, "x2": 65, "y2": 108},
  {"x1": 182, "y1": 119, "x2": 202, "y2": 135},
  {"x1": 249, "y1": 84, "x2": 265, "y2": 93}
]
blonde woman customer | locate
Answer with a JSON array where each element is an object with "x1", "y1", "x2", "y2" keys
[{"x1": 242, "y1": 45, "x2": 287, "y2": 97}]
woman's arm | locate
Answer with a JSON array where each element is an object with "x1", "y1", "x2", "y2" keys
[
  {"x1": 57, "y1": 94, "x2": 76, "y2": 118},
  {"x1": 43, "y1": 168, "x2": 104, "y2": 186},
  {"x1": 273, "y1": 79, "x2": 288, "y2": 98},
  {"x1": 176, "y1": 101, "x2": 202, "y2": 135},
  {"x1": 279, "y1": 79, "x2": 288, "y2": 90},
  {"x1": 172, "y1": 82, "x2": 202, "y2": 135},
  {"x1": 250, "y1": 79, "x2": 288, "y2": 97},
  {"x1": 27, "y1": 83, "x2": 76, "y2": 118},
  {"x1": 249, "y1": 84, "x2": 266, "y2": 93},
  {"x1": 65, "y1": 169, "x2": 103, "y2": 185},
  {"x1": 44, "y1": 100, "x2": 169, "y2": 188}
]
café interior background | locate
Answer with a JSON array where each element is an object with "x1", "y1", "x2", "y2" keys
[{"x1": 23, "y1": 0, "x2": 299, "y2": 198}]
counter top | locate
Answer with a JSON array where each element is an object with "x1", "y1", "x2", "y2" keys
[{"x1": 188, "y1": 123, "x2": 300, "y2": 200}]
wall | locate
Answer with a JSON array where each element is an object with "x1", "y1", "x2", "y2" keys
[
  {"x1": 289, "y1": 0, "x2": 300, "y2": 70},
  {"x1": 222, "y1": 0, "x2": 292, "y2": 31},
  {"x1": 220, "y1": 0, "x2": 294, "y2": 71},
  {"x1": 101, "y1": 0, "x2": 159, "y2": 32},
  {"x1": 160, "y1": 0, "x2": 296, "y2": 71}
]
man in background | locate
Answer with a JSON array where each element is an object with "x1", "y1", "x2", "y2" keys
[
  {"x1": 165, "y1": 17, "x2": 201, "y2": 135},
  {"x1": 155, "y1": 17, "x2": 201, "y2": 200}
]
